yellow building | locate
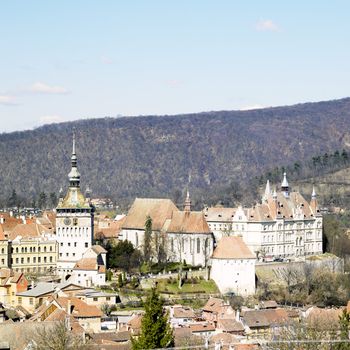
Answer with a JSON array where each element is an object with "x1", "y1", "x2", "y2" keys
[
  {"x1": 0, "y1": 226, "x2": 9, "y2": 268},
  {"x1": 0, "y1": 268, "x2": 28, "y2": 306},
  {"x1": 9, "y1": 223, "x2": 58, "y2": 274}
]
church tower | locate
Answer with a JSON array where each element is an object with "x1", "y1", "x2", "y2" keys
[{"x1": 56, "y1": 132, "x2": 94, "y2": 279}]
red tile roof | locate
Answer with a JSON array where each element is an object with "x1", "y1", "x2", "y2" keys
[{"x1": 212, "y1": 236, "x2": 255, "y2": 259}]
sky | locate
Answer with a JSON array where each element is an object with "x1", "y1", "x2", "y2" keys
[{"x1": 0, "y1": 0, "x2": 349, "y2": 133}]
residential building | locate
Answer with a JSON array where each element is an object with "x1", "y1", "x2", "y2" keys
[
  {"x1": 56, "y1": 133, "x2": 95, "y2": 279},
  {"x1": 0, "y1": 268, "x2": 28, "y2": 306},
  {"x1": 16, "y1": 281, "x2": 85, "y2": 312},
  {"x1": 204, "y1": 174, "x2": 323, "y2": 260},
  {"x1": 69, "y1": 245, "x2": 107, "y2": 287},
  {"x1": 9, "y1": 223, "x2": 58, "y2": 273},
  {"x1": 211, "y1": 236, "x2": 256, "y2": 296},
  {"x1": 0, "y1": 227, "x2": 8, "y2": 268}
]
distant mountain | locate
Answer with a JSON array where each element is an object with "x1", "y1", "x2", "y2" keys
[{"x1": 2, "y1": 97, "x2": 350, "y2": 209}]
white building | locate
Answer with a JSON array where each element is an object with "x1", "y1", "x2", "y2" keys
[
  {"x1": 211, "y1": 236, "x2": 256, "y2": 296},
  {"x1": 121, "y1": 194, "x2": 214, "y2": 267},
  {"x1": 69, "y1": 245, "x2": 107, "y2": 287},
  {"x1": 56, "y1": 133, "x2": 95, "y2": 279},
  {"x1": 204, "y1": 174, "x2": 323, "y2": 260}
]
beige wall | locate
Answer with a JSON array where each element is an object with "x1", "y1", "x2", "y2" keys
[{"x1": 11, "y1": 241, "x2": 58, "y2": 273}]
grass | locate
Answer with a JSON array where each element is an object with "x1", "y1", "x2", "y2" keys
[{"x1": 156, "y1": 278, "x2": 219, "y2": 294}]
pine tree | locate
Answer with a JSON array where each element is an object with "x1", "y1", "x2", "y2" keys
[
  {"x1": 143, "y1": 215, "x2": 152, "y2": 263},
  {"x1": 131, "y1": 288, "x2": 174, "y2": 350},
  {"x1": 336, "y1": 309, "x2": 350, "y2": 350}
]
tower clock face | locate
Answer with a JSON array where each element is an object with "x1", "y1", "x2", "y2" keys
[{"x1": 64, "y1": 218, "x2": 72, "y2": 226}]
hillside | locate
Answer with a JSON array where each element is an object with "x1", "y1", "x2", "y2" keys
[{"x1": 2, "y1": 97, "x2": 350, "y2": 209}]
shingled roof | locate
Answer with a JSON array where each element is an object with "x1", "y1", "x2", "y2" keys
[
  {"x1": 212, "y1": 236, "x2": 255, "y2": 259},
  {"x1": 122, "y1": 198, "x2": 178, "y2": 231},
  {"x1": 167, "y1": 211, "x2": 211, "y2": 234}
]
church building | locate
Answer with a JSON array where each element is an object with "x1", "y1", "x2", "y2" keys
[{"x1": 56, "y1": 133, "x2": 95, "y2": 279}]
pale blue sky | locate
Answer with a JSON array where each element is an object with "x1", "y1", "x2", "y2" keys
[{"x1": 0, "y1": 1, "x2": 349, "y2": 132}]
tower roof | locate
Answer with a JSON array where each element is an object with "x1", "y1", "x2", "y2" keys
[
  {"x1": 281, "y1": 172, "x2": 289, "y2": 188},
  {"x1": 57, "y1": 132, "x2": 90, "y2": 209}
]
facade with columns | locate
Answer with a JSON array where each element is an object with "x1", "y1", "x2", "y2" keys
[
  {"x1": 204, "y1": 174, "x2": 323, "y2": 260},
  {"x1": 56, "y1": 134, "x2": 95, "y2": 279}
]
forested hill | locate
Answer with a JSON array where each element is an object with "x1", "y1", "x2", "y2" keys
[{"x1": 2, "y1": 97, "x2": 350, "y2": 208}]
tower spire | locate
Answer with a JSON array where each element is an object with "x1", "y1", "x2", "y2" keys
[
  {"x1": 281, "y1": 172, "x2": 289, "y2": 197},
  {"x1": 184, "y1": 189, "x2": 191, "y2": 212},
  {"x1": 263, "y1": 180, "x2": 271, "y2": 201},
  {"x1": 68, "y1": 131, "x2": 80, "y2": 188}
]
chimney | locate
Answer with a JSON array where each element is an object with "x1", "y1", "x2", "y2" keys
[
  {"x1": 235, "y1": 309, "x2": 240, "y2": 322},
  {"x1": 67, "y1": 299, "x2": 72, "y2": 315}
]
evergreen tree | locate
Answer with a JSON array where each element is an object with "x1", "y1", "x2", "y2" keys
[
  {"x1": 49, "y1": 192, "x2": 58, "y2": 208},
  {"x1": 7, "y1": 189, "x2": 18, "y2": 208},
  {"x1": 37, "y1": 191, "x2": 47, "y2": 209},
  {"x1": 336, "y1": 309, "x2": 350, "y2": 350},
  {"x1": 131, "y1": 288, "x2": 174, "y2": 350},
  {"x1": 143, "y1": 215, "x2": 152, "y2": 263}
]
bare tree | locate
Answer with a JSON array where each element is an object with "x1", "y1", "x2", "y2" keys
[{"x1": 30, "y1": 320, "x2": 87, "y2": 350}]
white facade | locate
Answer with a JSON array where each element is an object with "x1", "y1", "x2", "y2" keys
[
  {"x1": 204, "y1": 177, "x2": 323, "y2": 261},
  {"x1": 211, "y1": 258, "x2": 256, "y2": 296},
  {"x1": 167, "y1": 232, "x2": 213, "y2": 267},
  {"x1": 210, "y1": 236, "x2": 256, "y2": 296},
  {"x1": 69, "y1": 267, "x2": 105, "y2": 287},
  {"x1": 56, "y1": 134, "x2": 94, "y2": 279}
]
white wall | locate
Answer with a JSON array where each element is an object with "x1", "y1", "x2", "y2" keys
[{"x1": 211, "y1": 258, "x2": 256, "y2": 296}]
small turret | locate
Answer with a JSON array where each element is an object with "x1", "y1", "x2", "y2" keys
[
  {"x1": 68, "y1": 131, "x2": 81, "y2": 188},
  {"x1": 281, "y1": 173, "x2": 289, "y2": 198},
  {"x1": 310, "y1": 185, "x2": 319, "y2": 215},
  {"x1": 184, "y1": 190, "x2": 191, "y2": 212},
  {"x1": 263, "y1": 180, "x2": 271, "y2": 202}
]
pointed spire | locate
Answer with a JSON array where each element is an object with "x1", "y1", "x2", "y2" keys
[
  {"x1": 68, "y1": 131, "x2": 80, "y2": 188},
  {"x1": 312, "y1": 185, "x2": 317, "y2": 200},
  {"x1": 184, "y1": 189, "x2": 191, "y2": 212},
  {"x1": 263, "y1": 180, "x2": 271, "y2": 201},
  {"x1": 281, "y1": 172, "x2": 289, "y2": 197}
]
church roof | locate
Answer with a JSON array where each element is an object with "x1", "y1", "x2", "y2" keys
[
  {"x1": 122, "y1": 198, "x2": 178, "y2": 231},
  {"x1": 167, "y1": 211, "x2": 211, "y2": 234},
  {"x1": 212, "y1": 236, "x2": 255, "y2": 259}
]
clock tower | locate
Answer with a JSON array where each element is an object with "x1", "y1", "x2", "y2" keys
[{"x1": 56, "y1": 132, "x2": 94, "y2": 279}]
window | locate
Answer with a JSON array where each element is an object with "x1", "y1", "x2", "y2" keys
[
  {"x1": 16, "y1": 247, "x2": 18, "y2": 253},
  {"x1": 44, "y1": 257, "x2": 47, "y2": 263},
  {"x1": 50, "y1": 257, "x2": 53, "y2": 262},
  {"x1": 38, "y1": 257, "x2": 41, "y2": 263},
  {"x1": 18, "y1": 297, "x2": 22, "y2": 305},
  {"x1": 1, "y1": 259, "x2": 4, "y2": 265},
  {"x1": 66, "y1": 253, "x2": 69, "y2": 257},
  {"x1": 74, "y1": 242, "x2": 77, "y2": 247},
  {"x1": 44, "y1": 246, "x2": 47, "y2": 252},
  {"x1": 1, "y1": 248, "x2": 4, "y2": 254},
  {"x1": 68, "y1": 243, "x2": 71, "y2": 247},
  {"x1": 106, "y1": 297, "x2": 111, "y2": 301},
  {"x1": 60, "y1": 243, "x2": 63, "y2": 246},
  {"x1": 59, "y1": 253, "x2": 62, "y2": 257},
  {"x1": 33, "y1": 257, "x2": 36, "y2": 263},
  {"x1": 27, "y1": 257, "x2": 30, "y2": 263},
  {"x1": 73, "y1": 218, "x2": 78, "y2": 226},
  {"x1": 93, "y1": 297, "x2": 98, "y2": 302},
  {"x1": 197, "y1": 238, "x2": 200, "y2": 254},
  {"x1": 16, "y1": 258, "x2": 19, "y2": 263},
  {"x1": 85, "y1": 243, "x2": 88, "y2": 248},
  {"x1": 29, "y1": 298, "x2": 33, "y2": 305},
  {"x1": 21, "y1": 258, "x2": 24, "y2": 264},
  {"x1": 50, "y1": 246, "x2": 52, "y2": 252}
]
